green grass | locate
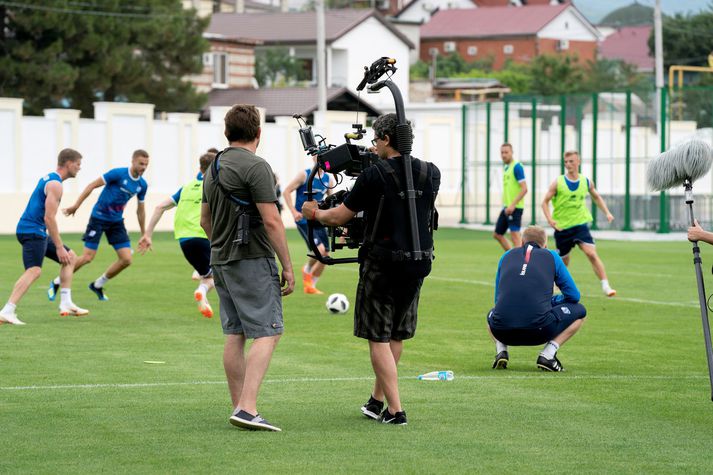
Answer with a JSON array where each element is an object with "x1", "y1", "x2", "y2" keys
[{"x1": 1, "y1": 228, "x2": 713, "y2": 473}]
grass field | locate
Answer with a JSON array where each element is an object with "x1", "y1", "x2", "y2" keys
[{"x1": 2, "y1": 228, "x2": 713, "y2": 473}]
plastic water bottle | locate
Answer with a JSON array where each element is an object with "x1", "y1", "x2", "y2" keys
[{"x1": 417, "y1": 370, "x2": 454, "y2": 381}]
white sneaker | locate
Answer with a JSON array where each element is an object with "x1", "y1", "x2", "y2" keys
[
  {"x1": 194, "y1": 291, "x2": 213, "y2": 318},
  {"x1": 59, "y1": 304, "x2": 90, "y2": 317},
  {"x1": 603, "y1": 286, "x2": 617, "y2": 297},
  {"x1": 0, "y1": 311, "x2": 26, "y2": 325}
]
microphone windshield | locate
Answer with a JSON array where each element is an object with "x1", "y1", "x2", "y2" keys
[{"x1": 646, "y1": 139, "x2": 713, "y2": 191}]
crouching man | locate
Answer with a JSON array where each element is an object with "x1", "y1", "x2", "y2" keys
[{"x1": 487, "y1": 225, "x2": 587, "y2": 372}]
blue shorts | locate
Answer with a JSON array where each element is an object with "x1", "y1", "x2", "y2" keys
[
  {"x1": 82, "y1": 216, "x2": 131, "y2": 251},
  {"x1": 17, "y1": 233, "x2": 71, "y2": 269},
  {"x1": 554, "y1": 224, "x2": 594, "y2": 257},
  {"x1": 296, "y1": 221, "x2": 329, "y2": 250},
  {"x1": 494, "y1": 208, "x2": 524, "y2": 235},
  {"x1": 179, "y1": 238, "x2": 212, "y2": 277},
  {"x1": 488, "y1": 303, "x2": 587, "y2": 346}
]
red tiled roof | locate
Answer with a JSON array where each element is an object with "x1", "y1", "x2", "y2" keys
[
  {"x1": 208, "y1": 9, "x2": 413, "y2": 48},
  {"x1": 421, "y1": 4, "x2": 570, "y2": 39},
  {"x1": 599, "y1": 26, "x2": 654, "y2": 71}
]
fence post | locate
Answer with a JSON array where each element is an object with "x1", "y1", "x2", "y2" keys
[
  {"x1": 624, "y1": 90, "x2": 632, "y2": 231},
  {"x1": 658, "y1": 88, "x2": 669, "y2": 233},
  {"x1": 504, "y1": 96, "x2": 509, "y2": 143},
  {"x1": 531, "y1": 97, "x2": 537, "y2": 225},
  {"x1": 560, "y1": 94, "x2": 566, "y2": 174},
  {"x1": 591, "y1": 92, "x2": 598, "y2": 230},
  {"x1": 485, "y1": 102, "x2": 492, "y2": 225},
  {"x1": 460, "y1": 103, "x2": 468, "y2": 224}
]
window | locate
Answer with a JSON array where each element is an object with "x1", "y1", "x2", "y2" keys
[
  {"x1": 503, "y1": 44, "x2": 514, "y2": 55},
  {"x1": 428, "y1": 47, "x2": 439, "y2": 57},
  {"x1": 203, "y1": 53, "x2": 213, "y2": 66},
  {"x1": 296, "y1": 58, "x2": 314, "y2": 82},
  {"x1": 213, "y1": 53, "x2": 227, "y2": 86},
  {"x1": 444, "y1": 41, "x2": 456, "y2": 53},
  {"x1": 556, "y1": 39, "x2": 569, "y2": 51},
  {"x1": 467, "y1": 46, "x2": 478, "y2": 56}
]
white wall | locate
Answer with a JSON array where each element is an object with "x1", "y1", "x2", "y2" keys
[
  {"x1": 396, "y1": 0, "x2": 475, "y2": 24},
  {"x1": 537, "y1": 7, "x2": 600, "y2": 41}
]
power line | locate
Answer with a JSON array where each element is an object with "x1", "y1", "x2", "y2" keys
[{"x1": 0, "y1": 1, "x2": 183, "y2": 19}]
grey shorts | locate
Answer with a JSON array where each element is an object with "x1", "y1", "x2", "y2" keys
[{"x1": 212, "y1": 257, "x2": 284, "y2": 338}]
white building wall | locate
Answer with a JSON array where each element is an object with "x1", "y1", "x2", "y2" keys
[
  {"x1": 537, "y1": 8, "x2": 599, "y2": 41},
  {"x1": 396, "y1": 0, "x2": 475, "y2": 24}
]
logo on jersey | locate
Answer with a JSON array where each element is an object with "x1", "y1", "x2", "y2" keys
[
  {"x1": 520, "y1": 245, "x2": 534, "y2": 276},
  {"x1": 123, "y1": 179, "x2": 128, "y2": 185},
  {"x1": 560, "y1": 306, "x2": 571, "y2": 315}
]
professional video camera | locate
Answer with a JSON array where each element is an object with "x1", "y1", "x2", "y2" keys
[{"x1": 296, "y1": 56, "x2": 427, "y2": 265}]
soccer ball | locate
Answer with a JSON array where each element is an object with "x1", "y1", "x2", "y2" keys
[{"x1": 326, "y1": 293, "x2": 349, "y2": 314}]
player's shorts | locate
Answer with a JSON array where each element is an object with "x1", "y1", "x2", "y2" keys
[
  {"x1": 82, "y1": 216, "x2": 131, "y2": 250},
  {"x1": 179, "y1": 238, "x2": 212, "y2": 277},
  {"x1": 494, "y1": 208, "x2": 524, "y2": 235},
  {"x1": 296, "y1": 220, "x2": 329, "y2": 250},
  {"x1": 354, "y1": 258, "x2": 424, "y2": 342},
  {"x1": 212, "y1": 257, "x2": 283, "y2": 338},
  {"x1": 16, "y1": 233, "x2": 71, "y2": 269},
  {"x1": 554, "y1": 223, "x2": 595, "y2": 257},
  {"x1": 487, "y1": 302, "x2": 587, "y2": 346}
]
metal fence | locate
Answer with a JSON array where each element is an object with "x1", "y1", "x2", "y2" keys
[{"x1": 461, "y1": 87, "x2": 713, "y2": 232}]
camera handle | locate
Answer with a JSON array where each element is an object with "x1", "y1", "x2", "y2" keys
[{"x1": 305, "y1": 164, "x2": 358, "y2": 265}]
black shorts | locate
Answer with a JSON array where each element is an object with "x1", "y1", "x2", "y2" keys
[
  {"x1": 494, "y1": 208, "x2": 524, "y2": 235},
  {"x1": 82, "y1": 216, "x2": 131, "y2": 251},
  {"x1": 354, "y1": 259, "x2": 423, "y2": 342},
  {"x1": 488, "y1": 302, "x2": 587, "y2": 346},
  {"x1": 296, "y1": 221, "x2": 329, "y2": 250},
  {"x1": 554, "y1": 224, "x2": 594, "y2": 257},
  {"x1": 179, "y1": 238, "x2": 212, "y2": 277},
  {"x1": 16, "y1": 233, "x2": 71, "y2": 269}
]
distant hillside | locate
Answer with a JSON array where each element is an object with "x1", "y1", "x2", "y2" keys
[{"x1": 600, "y1": 2, "x2": 654, "y2": 26}]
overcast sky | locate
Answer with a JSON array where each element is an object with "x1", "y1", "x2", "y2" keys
[{"x1": 573, "y1": 0, "x2": 709, "y2": 24}]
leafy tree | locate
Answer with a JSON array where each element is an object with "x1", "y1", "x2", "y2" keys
[
  {"x1": 647, "y1": 7, "x2": 713, "y2": 70},
  {"x1": 600, "y1": 2, "x2": 654, "y2": 27},
  {"x1": 254, "y1": 47, "x2": 304, "y2": 87},
  {"x1": 0, "y1": 0, "x2": 209, "y2": 116},
  {"x1": 528, "y1": 54, "x2": 586, "y2": 96}
]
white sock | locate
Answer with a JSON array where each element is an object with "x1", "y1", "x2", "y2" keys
[
  {"x1": 53, "y1": 277, "x2": 60, "y2": 285},
  {"x1": 601, "y1": 279, "x2": 610, "y2": 289},
  {"x1": 541, "y1": 341, "x2": 560, "y2": 360},
  {"x1": 94, "y1": 274, "x2": 109, "y2": 289},
  {"x1": 2, "y1": 302, "x2": 17, "y2": 314},
  {"x1": 197, "y1": 284, "x2": 209, "y2": 297},
  {"x1": 496, "y1": 340, "x2": 508, "y2": 353},
  {"x1": 312, "y1": 276, "x2": 319, "y2": 286},
  {"x1": 60, "y1": 288, "x2": 72, "y2": 307},
  {"x1": 303, "y1": 264, "x2": 312, "y2": 275}
]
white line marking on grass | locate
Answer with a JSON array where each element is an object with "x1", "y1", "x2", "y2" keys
[{"x1": 1, "y1": 374, "x2": 706, "y2": 391}]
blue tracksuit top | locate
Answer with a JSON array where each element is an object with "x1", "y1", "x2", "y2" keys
[{"x1": 490, "y1": 242, "x2": 580, "y2": 329}]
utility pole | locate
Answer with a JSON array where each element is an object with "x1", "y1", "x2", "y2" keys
[
  {"x1": 654, "y1": 0, "x2": 664, "y2": 125},
  {"x1": 316, "y1": 0, "x2": 327, "y2": 112}
]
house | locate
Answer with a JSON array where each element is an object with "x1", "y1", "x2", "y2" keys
[
  {"x1": 395, "y1": 0, "x2": 568, "y2": 25},
  {"x1": 205, "y1": 87, "x2": 381, "y2": 121},
  {"x1": 206, "y1": 9, "x2": 414, "y2": 106},
  {"x1": 599, "y1": 26, "x2": 654, "y2": 73},
  {"x1": 182, "y1": 0, "x2": 287, "y2": 16},
  {"x1": 187, "y1": 33, "x2": 262, "y2": 93},
  {"x1": 420, "y1": 3, "x2": 599, "y2": 70}
]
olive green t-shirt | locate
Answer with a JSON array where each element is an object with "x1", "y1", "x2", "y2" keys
[{"x1": 202, "y1": 146, "x2": 278, "y2": 265}]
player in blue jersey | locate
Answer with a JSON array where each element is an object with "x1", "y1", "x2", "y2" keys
[
  {"x1": 487, "y1": 226, "x2": 587, "y2": 372},
  {"x1": 51, "y1": 150, "x2": 150, "y2": 301},
  {"x1": 0, "y1": 149, "x2": 89, "y2": 325},
  {"x1": 283, "y1": 156, "x2": 334, "y2": 294}
]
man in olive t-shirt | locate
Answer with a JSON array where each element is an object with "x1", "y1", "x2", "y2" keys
[{"x1": 201, "y1": 104, "x2": 294, "y2": 432}]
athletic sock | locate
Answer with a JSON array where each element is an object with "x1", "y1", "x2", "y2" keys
[
  {"x1": 53, "y1": 277, "x2": 60, "y2": 285},
  {"x1": 303, "y1": 264, "x2": 312, "y2": 275},
  {"x1": 496, "y1": 340, "x2": 508, "y2": 353},
  {"x1": 94, "y1": 274, "x2": 109, "y2": 289},
  {"x1": 197, "y1": 283, "x2": 209, "y2": 297},
  {"x1": 312, "y1": 276, "x2": 319, "y2": 286},
  {"x1": 601, "y1": 279, "x2": 610, "y2": 290},
  {"x1": 60, "y1": 288, "x2": 72, "y2": 307},
  {"x1": 541, "y1": 341, "x2": 560, "y2": 360},
  {"x1": 1, "y1": 302, "x2": 17, "y2": 315}
]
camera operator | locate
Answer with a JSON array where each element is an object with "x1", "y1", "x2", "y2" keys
[
  {"x1": 201, "y1": 104, "x2": 294, "y2": 432},
  {"x1": 302, "y1": 113, "x2": 440, "y2": 426}
]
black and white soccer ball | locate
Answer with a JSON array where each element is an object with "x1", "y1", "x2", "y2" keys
[{"x1": 326, "y1": 293, "x2": 349, "y2": 314}]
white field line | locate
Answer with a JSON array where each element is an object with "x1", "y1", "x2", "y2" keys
[
  {"x1": 331, "y1": 266, "x2": 699, "y2": 308},
  {"x1": 0, "y1": 374, "x2": 707, "y2": 392}
]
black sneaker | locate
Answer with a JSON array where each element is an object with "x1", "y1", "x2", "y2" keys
[
  {"x1": 380, "y1": 408, "x2": 407, "y2": 425},
  {"x1": 229, "y1": 409, "x2": 282, "y2": 432},
  {"x1": 361, "y1": 396, "x2": 384, "y2": 420},
  {"x1": 492, "y1": 350, "x2": 509, "y2": 369},
  {"x1": 88, "y1": 282, "x2": 109, "y2": 301},
  {"x1": 537, "y1": 354, "x2": 564, "y2": 372}
]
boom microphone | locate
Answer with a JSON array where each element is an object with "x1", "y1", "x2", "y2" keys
[{"x1": 646, "y1": 139, "x2": 713, "y2": 191}]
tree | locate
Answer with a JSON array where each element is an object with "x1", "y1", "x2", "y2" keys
[
  {"x1": 254, "y1": 48, "x2": 303, "y2": 87},
  {"x1": 647, "y1": 7, "x2": 713, "y2": 71},
  {"x1": 0, "y1": 0, "x2": 209, "y2": 116},
  {"x1": 528, "y1": 55, "x2": 586, "y2": 96}
]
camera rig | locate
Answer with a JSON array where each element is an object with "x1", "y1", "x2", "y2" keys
[{"x1": 297, "y1": 57, "x2": 426, "y2": 265}]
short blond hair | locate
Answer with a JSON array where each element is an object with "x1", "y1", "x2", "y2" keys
[
  {"x1": 522, "y1": 226, "x2": 547, "y2": 247},
  {"x1": 564, "y1": 150, "x2": 580, "y2": 159}
]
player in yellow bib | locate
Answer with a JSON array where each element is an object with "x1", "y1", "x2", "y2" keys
[
  {"x1": 493, "y1": 143, "x2": 528, "y2": 251},
  {"x1": 137, "y1": 153, "x2": 216, "y2": 317},
  {"x1": 541, "y1": 151, "x2": 616, "y2": 297}
]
